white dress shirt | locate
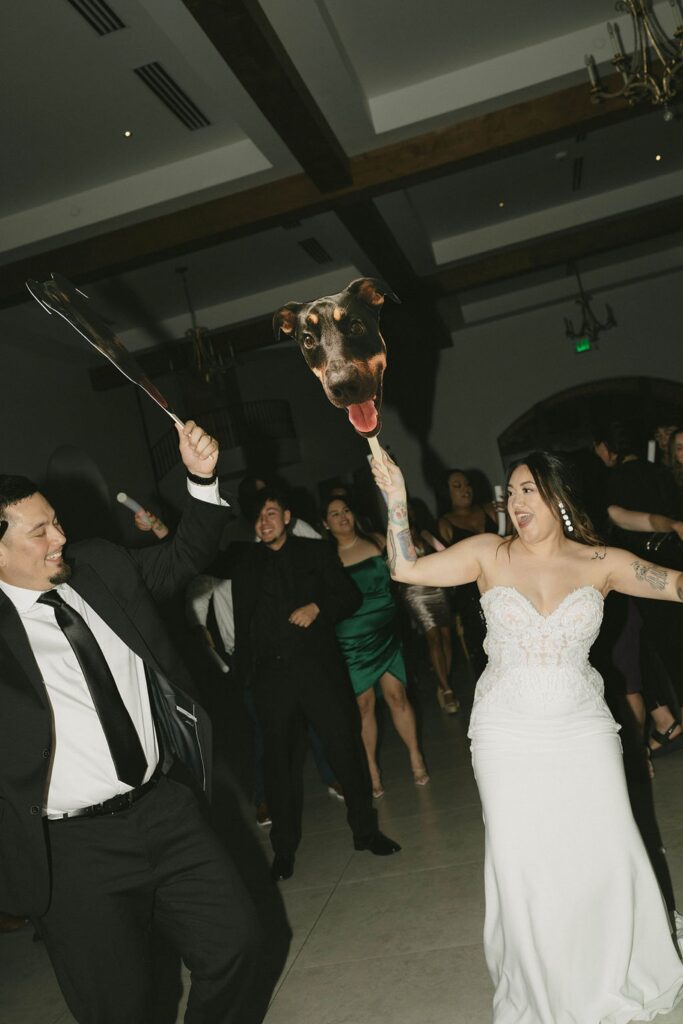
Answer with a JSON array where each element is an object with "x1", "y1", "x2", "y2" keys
[{"x1": 0, "y1": 480, "x2": 224, "y2": 816}]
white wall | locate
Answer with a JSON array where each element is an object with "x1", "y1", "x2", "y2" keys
[{"x1": 427, "y1": 269, "x2": 683, "y2": 488}]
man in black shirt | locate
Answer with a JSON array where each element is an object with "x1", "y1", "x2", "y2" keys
[{"x1": 231, "y1": 488, "x2": 400, "y2": 881}]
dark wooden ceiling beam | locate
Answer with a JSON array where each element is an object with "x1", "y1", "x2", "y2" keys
[
  {"x1": 90, "y1": 192, "x2": 683, "y2": 391},
  {"x1": 427, "y1": 194, "x2": 683, "y2": 294},
  {"x1": 1, "y1": 76, "x2": 638, "y2": 309},
  {"x1": 336, "y1": 200, "x2": 453, "y2": 347},
  {"x1": 182, "y1": 0, "x2": 351, "y2": 193},
  {"x1": 184, "y1": 1, "x2": 452, "y2": 344}
]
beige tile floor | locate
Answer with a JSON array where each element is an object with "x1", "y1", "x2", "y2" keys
[{"x1": 3, "y1": 687, "x2": 683, "y2": 1024}]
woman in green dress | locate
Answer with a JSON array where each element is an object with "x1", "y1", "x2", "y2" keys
[{"x1": 323, "y1": 498, "x2": 429, "y2": 798}]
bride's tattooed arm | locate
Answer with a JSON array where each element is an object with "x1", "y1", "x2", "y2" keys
[
  {"x1": 629, "y1": 560, "x2": 683, "y2": 602},
  {"x1": 631, "y1": 560, "x2": 668, "y2": 592},
  {"x1": 607, "y1": 549, "x2": 683, "y2": 602},
  {"x1": 387, "y1": 499, "x2": 416, "y2": 577}
]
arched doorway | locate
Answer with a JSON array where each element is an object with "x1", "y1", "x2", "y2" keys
[{"x1": 498, "y1": 376, "x2": 683, "y2": 468}]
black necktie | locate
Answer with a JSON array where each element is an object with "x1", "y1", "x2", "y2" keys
[{"x1": 38, "y1": 590, "x2": 147, "y2": 788}]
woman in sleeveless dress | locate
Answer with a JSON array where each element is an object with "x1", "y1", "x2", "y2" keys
[
  {"x1": 323, "y1": 498, "x2": 429, "y2": 798},
  {"x1": 401, "y1": 502, "x2": 458, "y2": 714},
  {"x1": 372, "y1": 448, "x2": 683, "y2": 1024}
]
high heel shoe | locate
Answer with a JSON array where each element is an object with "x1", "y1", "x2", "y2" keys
[
  {"x1": 412, "y1": 761, "x2": 430, "y2": 787},
  {"x1": 437, "y1": 688, "x2": 460, "y2": 715},
  {"x1": 370, "y1": 770, "x2": 384, "y2": 799}
]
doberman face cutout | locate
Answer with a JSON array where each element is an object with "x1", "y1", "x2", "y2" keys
[{"x1": 273, "y1": 278, "x2": 399, "y2": 438}]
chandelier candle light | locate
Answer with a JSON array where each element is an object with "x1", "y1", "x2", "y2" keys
[{"x1": 585, "y1": 0, "x2": 683, "y2": 115}]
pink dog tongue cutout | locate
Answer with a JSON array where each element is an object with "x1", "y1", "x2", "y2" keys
[{"x1": 347, "y1": 401, "x2": 378, "y2": 433}]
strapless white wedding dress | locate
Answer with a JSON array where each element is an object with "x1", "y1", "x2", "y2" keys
[{"x1": 469, "y1": 586, "x2": 683, "y2": 1024}]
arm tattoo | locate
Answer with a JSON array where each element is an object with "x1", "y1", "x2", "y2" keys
[
  {"x1": 631, "y1": 560, "x2": 668, "y2": 592},
  {"x1": 397, "y1": 528, "x2": 417, "y2": 564},
  {"x1": 677, "y1": 580, "x2": 683, "y2": 603},
  {"x1": 389, "y1": 500, "x2": 409, "y2": 527},
  {"x1": 387, "y1": 532, "x2": 397, "y2": 576}
]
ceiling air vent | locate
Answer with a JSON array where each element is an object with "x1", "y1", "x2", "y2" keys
[
  {"x1": 66, "y1": 0, "x2": 125, "y2": 35},
  {"x1": 133, "y1": 62, "x2": 211, "y2": 131},
  {"x1": 298, "y1": 237, "x2": 333, "y2": 265}
]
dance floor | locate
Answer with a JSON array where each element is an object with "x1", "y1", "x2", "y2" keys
[{"x1": 4, "y1": 674, "x2": 683, "y2": 1023}]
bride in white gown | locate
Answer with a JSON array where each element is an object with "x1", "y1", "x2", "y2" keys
[{"x1": 372, "y1": 448, "x2": 683, "y2": 1024}]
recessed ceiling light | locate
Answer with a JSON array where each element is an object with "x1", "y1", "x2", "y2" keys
[
  {"x1": 655, "y1": 153, "x2": 662, "y2": 161},
  {"x1": 123, "y1": 129, "x2": 132, "y2": 138},
  {"x1": 498, "y1": 200, "x2": 505, "y2": 208}
]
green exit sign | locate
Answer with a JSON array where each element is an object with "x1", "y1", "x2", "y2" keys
[{"x1": 574, "y1": 336, "x2": 592, "y2": 353}]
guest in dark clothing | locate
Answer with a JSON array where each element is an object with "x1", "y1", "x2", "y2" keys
[
  {"x1": 594, "y1": 422, "x2": 683, "y2": 755},
  {"x1": 437, "y1": 470, "x2": 498, "y2": 692},
  {"x1": 230, "y1": 488, "x2": 400, "y2": 882},
  {"x1": 668, "y1": 427, "x2": 683, "y2": 503}
]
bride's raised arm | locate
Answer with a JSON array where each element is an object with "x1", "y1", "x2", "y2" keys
[
  {"x1": 370, "y1": 448, "x2": 494, "y2": 588},
  {"x1": 605, "y1": 547, "x2": 683, "y2": 603}
]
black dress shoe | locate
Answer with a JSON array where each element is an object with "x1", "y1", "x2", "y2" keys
[
  {"x1": 270, "y1": 853, "x2": 295, "y2": 881},
  {"x1": 353, "y1": 831, "x2": 401, "y2": 856}
]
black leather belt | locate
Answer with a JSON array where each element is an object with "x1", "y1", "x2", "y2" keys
[{"x1": 48, "y1": 766, "x2": 163, "y2": 821}]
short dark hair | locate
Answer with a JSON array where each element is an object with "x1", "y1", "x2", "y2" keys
[
  {"x1": 251, "y1": 486, "x2": 290, "y2": 523},
  {"x1": 592, "y1": 421, "x2": 641, "y2": 462},
  {"x1": 0, "y1": 475, "x2": 39, "y2": 540}
]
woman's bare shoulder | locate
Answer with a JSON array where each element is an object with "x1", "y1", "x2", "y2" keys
[{"x1": 456, "y1": 532, "x2": 504, "y2": 556}]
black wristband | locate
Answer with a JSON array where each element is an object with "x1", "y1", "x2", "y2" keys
[{"x1": 186, "y1": 471, "x2": 218, "y2": 486}]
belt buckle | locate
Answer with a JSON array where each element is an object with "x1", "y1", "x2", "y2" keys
[{"x1": 98, "y1": 791, "x2": 132, "y2": 816}]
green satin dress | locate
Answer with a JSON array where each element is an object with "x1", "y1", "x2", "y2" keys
[{"x1": 336, "y1": 555, "x2": 407, "y2": 696}]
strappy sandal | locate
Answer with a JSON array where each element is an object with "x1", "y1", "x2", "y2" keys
[
  {"x1": 370, "y1": 770, "x2": 384, "y2": 799},
  {"x1": 412, "y1": 759, "x2": 430, "y2": 787},
  {"x1": 649, "y1": 722, "x2": 683, "y2": 758},
  {"x1": 437, "y1": 688, "x2": 460, "y2": 715}
]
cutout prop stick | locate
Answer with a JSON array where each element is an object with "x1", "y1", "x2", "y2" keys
[
  {"x1": 273, "y1": 278, "x2": 398, "y2": 461},
  {"x1": 25, "y1": 273, "x2": 183, "y2": 427}
]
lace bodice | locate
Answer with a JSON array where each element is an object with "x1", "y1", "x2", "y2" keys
[{"x1": 470, "y1": 586, "x2": 611, "y2": 722}]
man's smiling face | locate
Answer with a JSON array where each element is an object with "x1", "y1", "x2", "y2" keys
[
  {"x1": 254, "y1": 500, "x2": 291, "y2": 550},
  {"x1": 0, "y1": 492, "x2": 70, "y2": 590}
]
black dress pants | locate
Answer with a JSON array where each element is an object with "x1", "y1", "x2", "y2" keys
[
  {"x1": 636, "y1": 598, "x2": 683, "y2": 709},
  {"x1": 251, "y1": 654, "x2": 376, "y2": 856},
  {"x1": 37, "y1": 777, "x2": 262, "y2": 1024}
]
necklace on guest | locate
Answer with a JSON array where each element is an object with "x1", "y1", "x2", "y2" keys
[{"x1": 338, "y1": 535, "x2": 359, "y2": 551}]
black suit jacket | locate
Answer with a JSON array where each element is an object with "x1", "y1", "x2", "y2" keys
[
  {"x1": 0, "y1": 494, "x2": 229, "y2": 917},
  {"x1": 231, "y1": 536, "x2": 361, "y2": 684}
]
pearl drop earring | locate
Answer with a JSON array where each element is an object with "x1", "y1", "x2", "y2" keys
[{"x1": 558, "y1": 501, "x2": 574, "y2": 533}]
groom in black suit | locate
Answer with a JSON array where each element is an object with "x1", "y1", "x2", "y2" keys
[
  {"x1": 231, "y1": 487, "x2": 400, "y2": 881},
  {"x1": 0, "y1": 421, "x2": 261, "y2": 1024}
]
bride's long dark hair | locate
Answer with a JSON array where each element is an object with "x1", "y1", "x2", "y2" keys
[{"x1": 504, "y1": 451, "x2": 602, "y2": 547}]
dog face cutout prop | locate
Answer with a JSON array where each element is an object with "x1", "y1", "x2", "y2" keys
[{"x1": 273, "y1": 278, "x2": 399, "y2": 439}]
